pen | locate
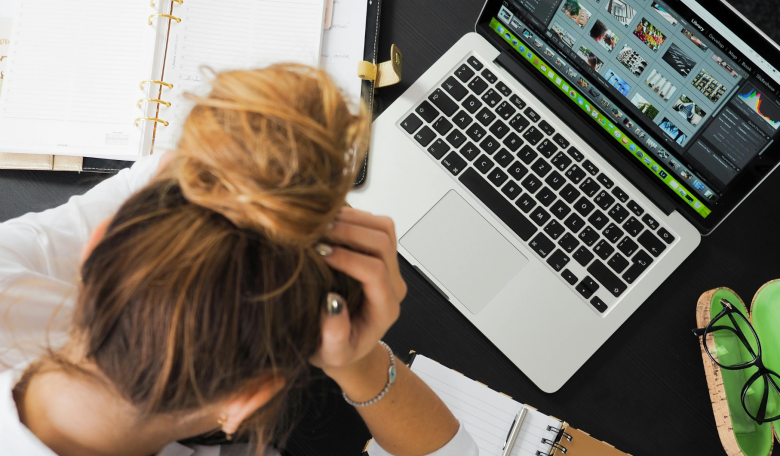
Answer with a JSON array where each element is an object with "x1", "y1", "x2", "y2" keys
[{"x1": 502, "y1": 407, "x2": 528, "y2": 456}]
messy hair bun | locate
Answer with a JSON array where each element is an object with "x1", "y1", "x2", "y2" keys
[{"x1": 170, "y1": 64, "x2": 370, "y2": 247}]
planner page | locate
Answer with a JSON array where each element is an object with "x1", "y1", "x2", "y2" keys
[
  {"x1": 154, "y1": 0, "x2": 326, "y2": 151},
  {"x1": 321, "y1": 0, "x2": 369, "y2": 107},
  {"x1": 0, "y1": 0, "x2": 163, "y2": 160}
]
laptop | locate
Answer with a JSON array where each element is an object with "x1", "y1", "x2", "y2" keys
[{"x1": 348, "y1": 0, "x2": 780, "y2": 392}]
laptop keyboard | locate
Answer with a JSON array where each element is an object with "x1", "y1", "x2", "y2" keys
[{"x1": 397, "y1": 55, "x2": 678, "y2": 314}]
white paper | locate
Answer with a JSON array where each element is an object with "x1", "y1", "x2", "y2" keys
[{"x1": 320, "y1": 0, "x2": 369, "y2": 107}]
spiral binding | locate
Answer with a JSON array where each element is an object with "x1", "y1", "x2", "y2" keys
[
  {"x1": 135, "y1": 117, "x2": 169, "y2": 127},
  {"x1": 148, "y1": 13, "x2": 181, "y2": 25}
]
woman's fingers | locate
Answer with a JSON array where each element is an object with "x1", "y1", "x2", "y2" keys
[
  {"x1": 311, "y1": 301, "x2": 355, "y2": 368},
  {"x1": 337, "y1": 207, "x2": 397, "y2": 245},
  {"x1": 326, "y1": 222, "x2": 394, "y2": 267}
]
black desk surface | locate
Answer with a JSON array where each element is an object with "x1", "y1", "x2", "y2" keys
[{"x1": 3, "y1": 1, "x2": 780, "y2": 455}]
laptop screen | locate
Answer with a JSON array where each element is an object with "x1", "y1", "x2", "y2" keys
[{"x1": 483, "y1": 0, "x2": 780, "y2": 224}]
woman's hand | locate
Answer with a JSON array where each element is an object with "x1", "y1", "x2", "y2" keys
[{"x1": 310, "y1": 207, "x2": 407, "y2": 377}]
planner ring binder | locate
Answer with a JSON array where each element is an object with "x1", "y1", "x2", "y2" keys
[
  {"x1": 137, "y1": 98, "x2": 171, "y2": 108},
  {"x1": 135, "y1": 117, "x2": 169, "y2": 127},
  {"x1": 140, "y1": 80, "x2": 173, "y2": 90},
  {"x1": 150, "y1": 0, "x2": 182, "y2": 6},
  {"x1": 148, "y1": 13, "x2": 180, "y2": 25}
]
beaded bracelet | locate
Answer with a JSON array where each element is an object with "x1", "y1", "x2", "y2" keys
[{"x1": 342, "y1": 341, "x2": 397, "y2": 408}]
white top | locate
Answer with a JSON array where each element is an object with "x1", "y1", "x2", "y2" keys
[{"x1": 0, "y1": 153, "x2": 478, "y2": 456}]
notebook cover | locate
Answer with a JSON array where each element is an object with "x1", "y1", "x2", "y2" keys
[
  {"x1": 355, "y1": 0, "x2": 381, "y2": 188},
  {"x1": 555, "y1": 426, "x2": 632, "y2": 456}
]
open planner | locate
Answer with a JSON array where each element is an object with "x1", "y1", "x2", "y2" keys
[
  {"x1": 0, "y1": 0, "x2": 326, "y2": 161},
  {"x1": 366, "y1": 354, "x2": 631, "y2": 456}
]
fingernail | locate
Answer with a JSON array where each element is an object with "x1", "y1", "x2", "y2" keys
[
  {"x1": 315, "y1": 243, "x2": 334, "y2": 257},
  {"x1": 326, "y1": 292, "x2": 346, "y2": 316}
]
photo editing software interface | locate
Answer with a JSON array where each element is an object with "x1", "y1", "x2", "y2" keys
[{"x1": 492, "y1": 0, "x2": 780, "y2": 219}]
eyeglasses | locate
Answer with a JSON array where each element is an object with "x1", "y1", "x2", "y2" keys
[{"x1": 693, "y1": 298, "x2": 780, "y2": 424}]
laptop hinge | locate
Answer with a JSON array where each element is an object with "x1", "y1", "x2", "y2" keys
[{"x1": 494, "y1": 51, "x2": 677, "y2": 216}]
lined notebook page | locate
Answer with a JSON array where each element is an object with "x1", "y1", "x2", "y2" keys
[
  {"x1": 0, "y1": 1, "x2": 161, "y2": 159},
  {"x1": 154, "y1": 0, "x2": 326, "y2": 151},
  {"x1": 407, "y1": 356, "x2": 560, "y2": 456},
  {"x1": 321, "y1": 0, "x2": 369, "y2": 106}
]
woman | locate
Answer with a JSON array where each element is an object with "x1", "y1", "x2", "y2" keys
[{"x1": 0, "y1": 65, "x2": 478, "y2": 456}]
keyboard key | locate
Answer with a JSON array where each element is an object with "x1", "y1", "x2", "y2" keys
[
  {"x1": 590, "y1": 296, "x2": 608, "y2": 313},
  {"x1": 459, "y1": 168, "x2": 537, "y2": 241},
  {"x1": 455, "y1": 63, "x2": 475, "y2": 82},
  {"x1": 547, "y1": 249, "x2": 570, "y2": 271},
  {"x1": 530, "y1": 207, "x2": 551, "y2": 226},
  {"x1": 608, "y1": 253, "x2": 629, "y2": 273},
  {"x1": 578, "y1": 226, "x2": 599, "y2": 246},
  {"x1": 551, "y1": 152, "x2": 572, "y2": 172},
  {"x1": 467, "y1": 56, "x2": 484, "y2": 70},
  {"x1": 459, "y1": 142, "x2": 479, "y2": 161},
  {"x1": 574, "y1": 197, "x2": 595, "y2": 217},
  {"x1": 481, "y1": 68, "x2": 497, "y2": 84},
  {"x1": 501, "y1": 181, "x2": 522, "y2": 200},
  {"x1": 538, "y1": 120, "x2": 555, "y2": 136},
  {"x1": 608, "y1": 204, "x2": 629, "y2": 224},
  {"x1": 588, "y1": 210, "x2": 608, "y2": 230},
  {"x1": 433, "y1": 116, "x2": 453, "y2": 135},
  {"x1": 488, "y1": 168, "x2": 509, "y2": 187},
  {"x1": 496, "y1": 101, "x2": 517, "y2": 121},
  {"x1": 496, "y1": 81, "x2": 512, "y2": 97},
  {"x1": 617, "y1": 237, "x2": 638, "y2": 257},
  {"x1": 642, "y1": 214, "x2": 659, "y2": 230},
  {"x1": 452, "y1": 110, "x2": 473, "y2": 129},
  {"x1": 558, "y1": 233, "x2": 580, "y2": 253},
  {"x1": 562, "y1": 269, "x2": 578, "y2": 285},
  {"x1": 576, "y1": 276, "x2": 599, "y2": 298},
  {"x1": 508, "y1": 161, "x2": 528, "y2": 180},
  {"x1": 596, "y1": 173, "x2": 614, "y2": 189},
  {"x1": 612, "y1": 186, "x2": 629, "y2": 203},
  {"x1": 603, "y1": 223, "x2": 624, "y2": 243},
  {"x1": 462, "y1": 95, "x2": 483, "y2": 114},
  {"x1": 544, "y1": 220, "x2": 566, "y2": 239},
  {"x1": 588, "y1": 261, "x2": 627, "y2": 297},
  {"x1": 481, "y1": 88, "x2": 502, "y2": 108},
  {"x1": 427, "y1": 139, "x2": 450, "y2": 159},
  {"x1": 490, "y1": 120, "x2": 510, "y2": 139},
  {"x1": 593, "y1": 240, "x2": 614, "y2": 260},
  {"x1": 594, "y1": 191, "x2": 615, "y2": 211},
  {"x1": 537, "y1": 139, "x2": 558, "y2": 158},
  {"x1": 516, "y1": 193, "x2": 536, "y2": 213},
  {"x1": 517, "y1": 145, "x2": 538, "y2": 164},
  {"x1": 510, "y1": 94, "x2": 526, "y2": 109},
  {"x1": 553, "y1": 133, "x2": 570, "y2": 149},
  {"x1": 524, "y1": 107, "x2": 540, "y2": 123},
  {"x1": 627, "y1": 200, "x2": 644, "y2": 216},
  {"x1": 475, "y1": 155, "x2": 494, "y2": 174},
  {"x1": 545, "y1": 171, "x2": 565, "y2": 191},
  {"x1": 567, "y1": 147, "x2": 584, "y2": 162},
  {"x1": 414, "y1": 126, "x2": 436, "y2": 147},
  {"x1": 550, "y1": 200, "x2": 571, "y2": 220},
  {"x1": 658, "y1": 227, "x2": 675, "y2": 244},
  {"x1": 523, "y1": 126, "x2": 544, "y2": 145},
  {"x1": 521, "y1": 174, "x2": 543, "y2": 193},
  {"x1": 579, "y1": 178, "x2": 601, "y2": 197},
  {"x1": 494, "y1": 149, "x2": 514, "y2": 168},
  {"x1": 633, "y1": 250, "x2": 653, "y2": 267},
  {"x1": 638, "y1": 231, "x2": 666, "y2": 257},
  {"x1": 531, "y1": 158, "x2": 552, "y2": 178},
  {"x1": 503, "y1": 133, "x2": 523, "y2": 151},
  {"x1": 480, "y1": 136, "x2": 500, "y2": 155},
  {"x1": 416, "y1": 101, "x2": 439, "y2": 123},
  {"x1": 402, "y1": 113, "x2": 423, "y2": 134},
  {"x1": 429, "y1": 89, "x2": 458, "y2": 116},
  {"x1": 529, "y1": 233, "x2": 555, "y2": 257},
  {"x1": 565, "y1": 165, "x2": 586, "y2": 184},
  {"x1": 564, "y1": 213, "x2": 586, "y2": 233},
  {"x1": 623, "y1": 217, "x2": 644, "y2": 237},
  {"x1": 468, "y1": 76, "x2": 488, "y2": 95},
  {"x1": 441, "y1": 152, "x2": 466, "y2": 176},
  {"x1": 535, "y1": 187, "x2": 556, "y2": 207},
  {"x1": 446, "y1": 129, "x2": 467, "y2": 148},
  {"x1": 476, "y1": 107, "x2": 497, "y2": 126},
  {"x1": 466, "y1": 124, "x2": 487, "y2": 142},
  {"x1": 509, "y1": 113, "x2": 531, "y2": 133},
  {"x1": 559, "y1": 184, "x2": 580, "y2": 204},
  {"x1": 583, "y1": 160, "x2": 599, "y2": 176},
  {"x1": 442, "y1": 76, "x2": 468, "y2": 101},
  {"x1": 623, "y1": 251, "x2": 652, "y2": 284}
]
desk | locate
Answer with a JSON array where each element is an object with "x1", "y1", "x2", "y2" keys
[{"x1": 2, "y1": 1, "x2": 780, "y2": 455}]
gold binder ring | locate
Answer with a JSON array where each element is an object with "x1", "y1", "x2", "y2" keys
[
  {"x1": 137, "y1": 98, "x2": 172, "y2": 108},
  {"x1": 151, "y1": 0, "x2": 182, "y2": 6},
  {"x1": 148, "y1": 13, "x2": 181, "y2": 25},
  {"x1": 135, "y1": 117, "x2": 169, "y2": 127},
  {"x1": 140, "y1": 80, "x2": 174, "y2": 90}
]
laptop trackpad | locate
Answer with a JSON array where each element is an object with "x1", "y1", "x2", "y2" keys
[{"x1": 400, "y1": 191, "x2": 529, "y2": 315}]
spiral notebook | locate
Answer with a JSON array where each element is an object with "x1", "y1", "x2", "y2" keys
[
  {"x1": 365, "y1": 353, "x2": 631, "y2": 456},
  {"x1": 0, "y1": 0, "x2": 326, "y2": 161}
]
